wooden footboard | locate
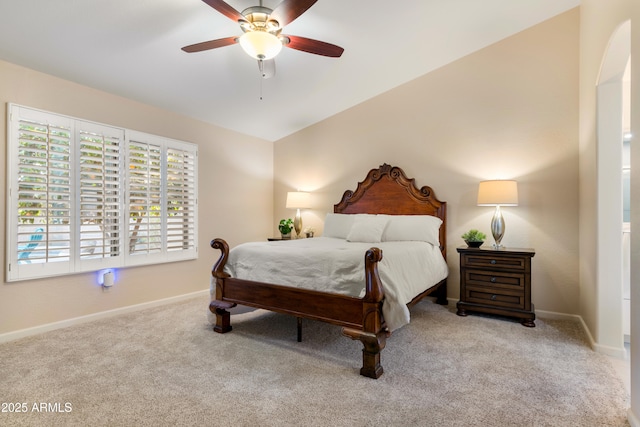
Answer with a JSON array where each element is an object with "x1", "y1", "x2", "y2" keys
[{"x1": 209, "y1": 238, "x2": 388, "y2": 378}]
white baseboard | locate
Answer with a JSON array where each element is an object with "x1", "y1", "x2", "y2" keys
[
  {"x1": 568, "y1": 311, "x2": 627, "y2": 359},
  {"x1": 535, "y1": 309, "x2": 582, "y2": 321},
  {"x1": 0, "y1": 289, "x2": 209, "y2": 344}
]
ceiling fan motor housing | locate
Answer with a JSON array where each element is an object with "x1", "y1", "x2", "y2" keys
[{"x1": 239, "y1": 6, "x2": 281, "y2": 35}]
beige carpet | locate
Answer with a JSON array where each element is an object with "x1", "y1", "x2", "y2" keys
[{"x1": 0, "y1": 296, "x2": 629, "y2": 426}]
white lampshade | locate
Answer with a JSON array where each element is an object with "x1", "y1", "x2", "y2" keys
[
  {"x1": 286, "y1": 191, "x2": 311, "y2": 209},
  {"x1": 477, "y1": 180, "x2": 518, "y2": 206},
  {"x1": 239, "y1": 31, "x2": 282, "y2": 60}
]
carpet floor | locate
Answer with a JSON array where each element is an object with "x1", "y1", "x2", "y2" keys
[{"x1": 0, "y1": 296, "x2": 629, "y2": 426}]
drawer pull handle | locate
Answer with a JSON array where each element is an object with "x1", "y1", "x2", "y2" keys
[
  {"x1": 490, "y1": 260, "x2": 497, "y2": 265},
  {"x1": 490, "y1": 295, "x2": 497, "y2": 301},
  {"x1": 490, "y1": 277, "x2": 497, "y2": 283}
]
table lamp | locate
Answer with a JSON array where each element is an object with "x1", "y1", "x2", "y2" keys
[
  {"x1": 286, "y1": 191, "x2": 311, "y2": 238},
  {"x1": 477, "y1": 180, "x2": 518, "y2": 249}
]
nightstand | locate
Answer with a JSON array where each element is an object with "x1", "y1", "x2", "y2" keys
[{"x1": 456, "y1": 246, "x2": 536, "y2": 327}]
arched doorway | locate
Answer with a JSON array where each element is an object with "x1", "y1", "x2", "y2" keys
[{"x1": 595, "y1": 20, "x2": 630, "y2": 357}]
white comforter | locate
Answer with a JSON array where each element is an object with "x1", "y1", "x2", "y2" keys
[{"x1": 221, "y1": 237, "x2": 448, "y2": 331}]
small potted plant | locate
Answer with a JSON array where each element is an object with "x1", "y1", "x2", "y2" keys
[
  {"x1": 461, "y1": 229, "x2": 486, "y2": 248},
  {"x1": 279, "y1": 218, "x2": 294, "y2": 239},
  {"x1": 304, "y1": 226, "x2": 315, "y2": 238}
]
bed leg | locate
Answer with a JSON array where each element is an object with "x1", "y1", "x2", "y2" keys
[
  {"x1": 435, "y1": 279, "x2": 448, "y2": 305},
  {"x1": 343, "y1": 328, "x2": 386, "y2": 379},
  {"x1": 360, "y1": 336, "x2": 384, "y2": 379},
  {"x1": 209, "y1": 300, "x2": 236, "y2": 334}
]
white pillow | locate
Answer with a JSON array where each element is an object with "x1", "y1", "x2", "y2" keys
[
  {"x1": 323, "y1": 213, "x2": 355, "y2": 239},
  {"x1": 346, "y1": 215, "x2": 389, "y2": 243},
  {"x1": 381, "y1": 215, "x2": 442, "y2": 246}
]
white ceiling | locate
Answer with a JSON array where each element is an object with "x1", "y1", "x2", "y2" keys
[{"x1": 0, "y1": 0, "x2": 580, "y2": 142}]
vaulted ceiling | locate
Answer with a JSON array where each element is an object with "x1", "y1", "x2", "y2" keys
[{"x1": 0, "y1": 0, "x2": 580, "y2": 141}]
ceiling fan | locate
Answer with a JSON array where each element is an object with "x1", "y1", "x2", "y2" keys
[{"x1": 182, "y1": 0, "x2": 344, "y2": 78}]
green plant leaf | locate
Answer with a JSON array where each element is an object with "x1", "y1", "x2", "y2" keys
[{"x1": 461, "y1": 229, "x2": 486, "y2": 242}]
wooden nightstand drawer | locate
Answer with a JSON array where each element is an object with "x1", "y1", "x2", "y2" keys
[
  {"x1": 465, "y1": 270, "x2": 524, "y2": 291},
  {"x1": 461, "y1": 254, "x2": 527, "y2": 271},
  {"x1": 466, "y1": 287, "x2": 524, "y2": 310}
]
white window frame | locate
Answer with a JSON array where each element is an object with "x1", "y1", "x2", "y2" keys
[{"x1": 6, "y1": 104, "x2": 198, "y2": 282}]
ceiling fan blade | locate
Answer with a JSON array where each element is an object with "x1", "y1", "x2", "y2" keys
[
  {"x1": 283, "y1": 35, "x2": 344, "y2": 58},
  {"x1": 181, "y1": 36, "x2": 238, "y2": 53},
  {"x1": 258, "y1": 59, "x2": 276, "y2": 79},
  {"x1": 201, "y1": 0, "x2": 245, "y2": 22},
  {"x1": 270, "y1": 0, "x2": 317, "y2": 27}
]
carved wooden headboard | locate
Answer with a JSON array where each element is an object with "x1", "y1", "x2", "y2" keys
[{"x1": 334, "y1": 163, "x2": 447, "y2": 258}]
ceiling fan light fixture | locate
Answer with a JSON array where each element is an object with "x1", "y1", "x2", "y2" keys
[{"x1": 239, "y1": 31, "x2": 282, "y2": 60}]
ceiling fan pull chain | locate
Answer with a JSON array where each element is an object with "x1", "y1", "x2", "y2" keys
[
  {"x1": 257, "y1": 59, "x2": 264, "y2": 100},
  {"x1": 258, "y1": 58, "x2": 264, "y2": 76}
]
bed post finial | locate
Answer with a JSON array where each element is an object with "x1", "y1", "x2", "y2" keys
[
  {"x1": 364, "y1": 247, "x2": 384, "y2": 303},
  {"x1": 211, "y1": 238, "x2": 230, "y2": 279}
]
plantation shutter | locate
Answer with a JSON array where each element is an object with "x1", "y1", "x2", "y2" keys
[
  {"x1": 166, "y1": 144, "x2": 197, "y2": 260},
  {"x1": 126, "y1": 132, "x2": 198, "y2": 265},
  {"x1": 8, "y1": 107, "x2": 74, "y2": 280},
  {"x1": 127, "y1": 137, "x2": 163, "y2": 261},
  {"x1": 7, "y1": 105, "x2": 198, "y2": 281},
  {"x1": 76, "y1": 122, "x2": 125, "y2": 270}
]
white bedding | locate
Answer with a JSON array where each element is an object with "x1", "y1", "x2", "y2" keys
[{"x1": 220, "y1": 237, "x2": 448, "y2": 332}]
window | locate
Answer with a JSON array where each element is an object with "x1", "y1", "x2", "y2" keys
[{"x1": 6, "y1": 104, "x2": 198, "y2": 281}]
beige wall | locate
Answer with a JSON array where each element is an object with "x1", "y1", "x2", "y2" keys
[
  {"x1": 0, "y1": 60, "x2": 274, "y2": 335},
  {"x1": 274, "y1": 9, "x2": 580, "y2": 314}
]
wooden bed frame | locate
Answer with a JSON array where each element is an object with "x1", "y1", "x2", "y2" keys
[{"x1": 209, "y1": 163, "x2": 447, "y2": 378}]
